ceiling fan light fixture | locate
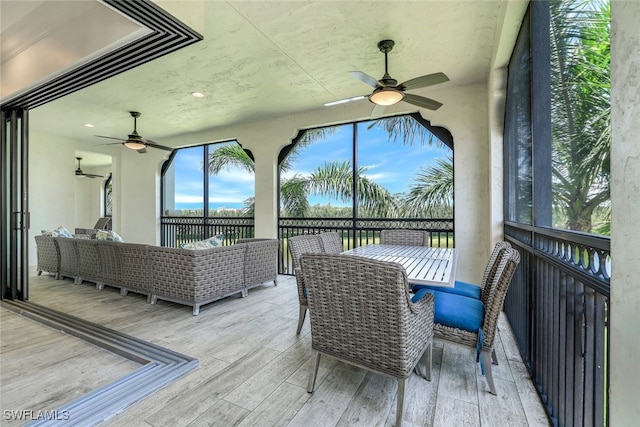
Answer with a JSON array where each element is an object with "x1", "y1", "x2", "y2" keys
[
  {"x1": 369, "y1": 87, "x2": 404, "y2": 106},
  {"x1": 124, "y1": 140, "x2": 146, "y2": 150}
]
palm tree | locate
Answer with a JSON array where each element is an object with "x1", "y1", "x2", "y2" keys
[
  {"x1": 401, "y1": 156, "x2": 453, "y2": 217},
  {"x1": 550, "y1": 0, "x2": 610, "y2": 232},
  {"x1": 304, "y1": 160, "x2": 398, "y2": 217}
]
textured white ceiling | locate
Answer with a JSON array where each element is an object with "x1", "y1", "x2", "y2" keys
[{"x1": 14, "y1": 1, "x2": 506, "y2": 150}]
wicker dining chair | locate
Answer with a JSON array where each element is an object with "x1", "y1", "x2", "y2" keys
[
  {"x1": 301, "y1": 253, "x2": 435, "y2": 427},
  {"x1": 380, "y1": 229, "x2": 429, "y2": 246},
  {"x1": 413, "y1": 247, "x2": 520, "y2": 395},
  {"x1": 317, "y1": 231, "x2": 343, "y2": 254},
  {"x1": 412, "y1": 241, "x2": 512, "y2": 301},
  {"x1": 288, "y1": 234, "x2": 324, "y2": 334}
]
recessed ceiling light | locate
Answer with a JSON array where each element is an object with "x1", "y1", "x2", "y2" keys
[
  {"x1": 191, "y1": 92, "x2": 205, "y2": 98},
  {"x1": 83, "y1": 123, "x2": 95, "y2": 128}
]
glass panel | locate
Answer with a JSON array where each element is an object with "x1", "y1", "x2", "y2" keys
[
  {"x1": 206, "y1": 141, "x2": 254, "y2": 216},
  {"x1": 549, "y1": 0, "x2": 610, "y2": 234},
  {"x1": 280, "y1": 124, "x2": 353, "y2": 217},
  {"x1": 504, "y1": 11, "x2": 533, "y2": 224},
  {"x1": 356, "y1": 116, "x2": 453, "y2": 219},
  {"x1": 165, "y1": 146, "x2": 204, "y2": 216}
]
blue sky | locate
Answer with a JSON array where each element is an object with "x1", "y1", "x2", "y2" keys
[{"x1": 171, "y1": 120, "x2": 451, "y2": 211}]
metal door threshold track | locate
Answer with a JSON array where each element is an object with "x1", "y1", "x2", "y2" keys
[{"x1": 1, "y1": 300, "x2": 198, "y2": 426}]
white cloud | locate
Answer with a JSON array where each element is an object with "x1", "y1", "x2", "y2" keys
[
  {"x1": 362, "y1": 172, "x2": 390, "y2": 181},
  {"x1": 174, "y1": 194, "x2": 205, "y2": 203},
  {"x1": 214, "y1": 166, "x2": 254, "y2": 183}
]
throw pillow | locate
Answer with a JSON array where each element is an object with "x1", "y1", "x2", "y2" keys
[
  {"x1": 96, "y1": 230, "x2": 125, "y2": 242},
  {"x1": 205, "y1": 234, "x2": 224, "y2": 247},
  {"x1": 180, "y1": 240, "x2": 213, "y2": 250},
  {"x1": 41, "y1": 226, "x2": 73, "y2": 238},
  {"x1": 180, "y1": 234, "x2": 224, "y2": 250}
]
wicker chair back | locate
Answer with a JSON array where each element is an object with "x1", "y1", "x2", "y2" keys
[
  {"x1": 317, "y1": 232, "x2": 343, "y2": 254},
  {"x1": 380, "y1": 229, "x2": 429, "y2": 246},
  {"x1": 300, "y1": 252, "x2": 435, "y2": 426}
]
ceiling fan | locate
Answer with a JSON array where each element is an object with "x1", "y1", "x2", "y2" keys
[
  {"x1": 326, "y1": 40, "x2": 449, "y2": 118},
  {"x1": 96, "y1": 111, "x2": 173, "y2": 153},
  {"x1": 75, "y1": 157, "x2": 103, "y2": 179}
]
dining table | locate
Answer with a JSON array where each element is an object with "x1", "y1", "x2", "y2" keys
[{"x1": 342, "y1": 244, "x2": 457, "y2": 288}]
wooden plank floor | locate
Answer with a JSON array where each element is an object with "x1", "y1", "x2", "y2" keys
[
  {"x1": 0, "y1": 305, "x2": 140, "y2": 425},
  {"x1": 1, "y1": 273, "x2": 550, "y2": 426}
]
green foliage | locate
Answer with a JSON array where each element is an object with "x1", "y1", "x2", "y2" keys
[
  {"x1": 207, "y1": 143, "x2": 254, "y2": 175},
  {"x1": 368, "y1": 115, "x2": 446, "y2": 149},
  {"x1": 400, "y1": 156, "x2": 453, "y2": 217},
  {"x1": 550, "y1": 0, "x2": 610, "y2": 232}
]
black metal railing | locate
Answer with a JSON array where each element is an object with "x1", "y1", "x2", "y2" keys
[
  {"x1": 278, "y1": 217, "x2": 454, "y2": 274},
  {"x1": 504, "y1": 222, "x2": 609, "y2": 427},
  {"x1": 160, "y1": 215, "x2": 454, "y2": 275},
  {"x1": 160, "y1": 216, "x2": 255, "y2": 247}
]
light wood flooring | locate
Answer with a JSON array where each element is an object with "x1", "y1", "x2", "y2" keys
[{"x1": 1, "y1": 273, "x2": 550, "y2": 426}]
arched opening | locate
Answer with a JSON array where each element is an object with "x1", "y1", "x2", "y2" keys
[
  {"x1": 277, "y1": 113, "x2": 454, "y2": 273},
  {"x1": 160, "y1": 141, "x2": 255, "y2": 247}
]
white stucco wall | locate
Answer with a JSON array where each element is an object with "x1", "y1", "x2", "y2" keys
[
  {"x1": 28, "y1": 130, "x2": 115, "y2": 267},
  {"x1": 112, "y1": 148, "x2": 169, "y2": 245},
  {"x1": 610, "y1": 1, "x2": 640, "y2": 424},
  {"x1": 28, "y1": 131, "x2": 81, "y2": 266},
  {"x1": 74, "y1": 165, "x2": 111, "y2": 229}
]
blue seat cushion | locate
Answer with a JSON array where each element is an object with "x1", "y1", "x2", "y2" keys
[
  {"x1": 412, "y1": 289, "x2": 484, "y2": 332},
  {"x1": 412, "y1": 280, "x2": 481, "y2": 300}
]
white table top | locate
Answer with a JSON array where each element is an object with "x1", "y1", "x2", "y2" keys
[{"x1": 342, "y1": 244, "x2": 457, "y2": 287}]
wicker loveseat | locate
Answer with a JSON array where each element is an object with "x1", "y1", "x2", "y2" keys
[
  {"x1": 33, "y1": 236, "x2": 279, "y2": 315},
  {"x1": 236, "y1": 238, "x2": 279, "y2": 291},
  {"x1": 148, "y1": 244, "x2": 247, "y2": 315}
]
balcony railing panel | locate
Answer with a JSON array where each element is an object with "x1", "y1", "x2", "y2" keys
[
  {"x1": 160, "y1": 216, "x2": 255, "y2": 247},
  {"x1": 278, "y1": 217, "x2": 454, "y2": 275},
  {"x1": 504, "y1": 222, "x2": 609, "y2": 427},
  {"x1": 160, "y1": 216, "x2": 453, "y2": 276}
]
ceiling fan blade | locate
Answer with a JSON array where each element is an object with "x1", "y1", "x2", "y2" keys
[
  {"x1": 403, "y1": 93, "x2": 443, "y2": 110},
  {"x1": 371, "y1": 104, "x2": 386, "y2": 119},
  {"x1": 84, "y1": 173, "x2": 104, "y2": 178},
  {"x1": 349, "y1": 71, "x2": 381, "y2": 88},
  {"x1": 399, "y1": 72, "x2": 449, "y2": 90},
  {"x1": 144, "y1": 140, "x2": 174, "y2": 152},
  {"x1": 324, "y1": 95, "x2": 367, "y2": 107},
  {"x1": 95, "y1": 135, "x2": 126, "y2": 142}
]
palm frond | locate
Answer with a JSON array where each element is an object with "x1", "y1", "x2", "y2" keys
[
  {"x1": 367, "y1": 115, "x2": 446, "y2": 149},
  {"x1": 401, "y1": 157, "x2": 453, "y2": 217},
  {"x1": 280, "y1": 175, "x2": 310, "y2": 217},
  {"x1": 207, "y1": 144, "x2": 255, "y2": 175}
]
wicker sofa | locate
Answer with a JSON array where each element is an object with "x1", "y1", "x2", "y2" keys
[
  {"x1": 34, "y1": 235, "x2": 60, "y2": 279},
  {"x1": 34, "y1": 236, "x2": 279, "y2": 315}
]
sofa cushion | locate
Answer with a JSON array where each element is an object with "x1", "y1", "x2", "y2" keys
[
  {"x1": 180, "y1": 234, "x2": 224, "y2": 250},
  {"x1": 96, "y1": 229, "x2": 125, "y2": 242},
  {"x1": 412, "y1": 289, "x2": 484, "y2": 332}
]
